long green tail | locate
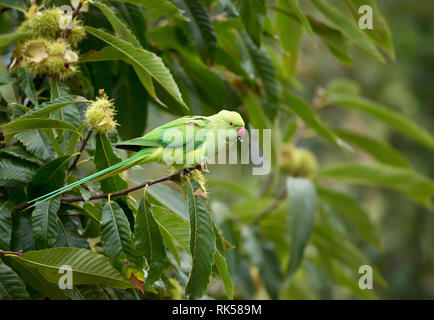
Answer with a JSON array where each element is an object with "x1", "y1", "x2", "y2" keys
[{"x1": 27, "y1": 149, "x2": 150, "y2": 209}]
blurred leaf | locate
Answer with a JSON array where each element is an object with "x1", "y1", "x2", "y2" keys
[
  {"x1": 317, "y1": 187, "x2": 381, "y2": 247},
  {"x1": 284, "y1": 0, "x2": 314, "y2": 44},
  {"x1": 344, "y1": 0, "x2": 395, "y2": 60},
  {"x1": 286, "y1": 177, "x2": 317, "y2": 281},
  {"x1": 0, "y1": 202, "x2": 12, "y2": 249},
  {"x1": 185, "y1": 179, "x2": 216, "y2": 299},
  {"x1": 134, "y1": 196, "x2": 166, "y2": 285},
  {"x1": 174, "y1": 0, "x2": 217, "y2": 62},
  {"x1": 31, "y1": 197, "x2": 60, "y2": 249},
  {"x1": 282, "y1": 90, "x2": 341, "y2": 147},
  {"x1": 316, "y1": 163, "x2": 434, "y2": 208},
  {"x1": 213, "y1": 249, "x2": 234, "y2": 299},
  {"x1": 334, "y1": 129, "x2": 410, "y2": 167},
  {"x1": 11, "y1": 247, "x2": 135, "y2": 288},
  {"x1": 114, "y1": 0, "x2": 187, "y2": 20},
  {"x1": 272, "y1": 6, "x2": 353, "y2": 64},
  {"x1": 0, "y1": 0, "x2": 26, "y2": 13},
  {"x1": 274, "y1": 0, "x2": 303, "y2": 77},
  {"x1": 326, "y1": 93, "x2": 434, "y2": 148},
  {"x1": 0, "y1": 261, "x2": 30, "y2": 300},
  {"x1": 232, "y1": 0, "x2": 266, "y2": 47},
  {"x1": 0, "y1": 32, "x2": 31, "y2": 47},
  {"x1": 101, "y1": 200, "x2": 140, "y2": 266},
  {"x1": 2, "y1": 118, "x2": 77, "y2": 137},
  {"x1": 0, "y1": 59, "x2": 17, "y2": 104},
  {"x1": 311, "y1": 0, "x2": 385, "y2": 62},
  {"x1": 313, "y1": 225, "x2": 387, "y2": 287},
  {"x1": 85, "y1": 26, "x2": 187, "y2": 109},
  {"x1": 241, "y1": 226, "x2": 282, "y2": 299}
]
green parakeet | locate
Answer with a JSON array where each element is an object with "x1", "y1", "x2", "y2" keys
[{"x1": 28, "y1": 110, "x2": 245, "y2": 208}]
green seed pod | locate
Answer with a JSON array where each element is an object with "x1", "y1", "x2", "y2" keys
[
  {"x1": 18, "y1": 7, "x2": 62, "y2": 39},
  {"x1": 279, "y1": 143, "x2": 318, "y2": 177},
  {"x1": 85, "y1": 92, "x2": 118, "y2": 134}
]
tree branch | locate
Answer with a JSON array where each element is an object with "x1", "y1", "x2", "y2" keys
[
  {"x1": 13, "y1": 165, "x2": 202, "y2": 211},
  {"x1": 68, "y1": 129, "x2": 93, "y2": 174},
  {"x1": 0, "y1": 250, "x2": 23, "y2": 257}
]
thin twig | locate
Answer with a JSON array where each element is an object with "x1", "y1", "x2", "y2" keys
[
  {"x1": 68, "y1": 129, "x2": 93, "y2": 174},
  {"x1": 63, "y1": 0, "x2": 83, "y2": 38},
  {"x1": 252, "y1": 191, "x2": 287, "y2": 226},
  {"x1": 13, "y1": 165, "x2": 202, "y2": 211}
]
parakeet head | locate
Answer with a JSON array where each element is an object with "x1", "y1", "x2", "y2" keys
[{"x1": 213, "y1": 110, "x2": 246, "y2": 141}]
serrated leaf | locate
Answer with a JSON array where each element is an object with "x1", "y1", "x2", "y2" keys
[
  {"x1": 233, "y1": 0, "x2": 266, "y2": 47},
  {"x1": 101, "y1": 200, "x2": 140, "y2": 266},
  {"x1": 1, "y1": 118, "x2": 77, "y2": 137},
  {"x1": 0, "y1": 202, "x2": 12, "y2": 249},
  {"x1": 31, "y1": 197, "x2": 60, "y2": 249},
  {"x1": 326, "y1": 93, "x2": 434, "y2": 148},
  {"x1": 0, "y1": 261, "x2": 30, "y2": 300},
  {"x1": 85, "y1": 26, "x2": 187, "y2": 109},
  {"x1": 241, "y1": 32, "x2": 279, "y2": 120},
  {"x1": 152, "y1": 205, "x2": 190, "y2": 252},
  {"x1": 134, "y1": 196, "x2": 166, "y2": 285},
  {"x1": 15, "y1": 129, "x2": 56, "y2": 161},
  {"x1": 29, "y1": 155, "x2": 73, "y2": 198},
  {"x1": 286, "y1": 177, "x2": 317, "y2": 281},
  {"x1": 185, "y1": 179, "x2": 216, "y2": 299},
  {"x1": 174, "y1": 0, "x2": 217, "y2": 62},
  {"x1": 55, "y1": 216, "x2": 90, "y2": 249},
  {"x1": 317, "y1": 187, "x2": 381, "y2": 248},
  {"x1": 213, "y1": 249, "x2": 234, "y2": 299},
  {"x1": 93, "y1": 2, "x2": 141, "y2": 47},
  {"x1": 2, "y1": 255, "x2": 68, "y2": 299},
  {"x1": 316, "y1": 163, "x2": 434, "y2": 208},
  {"x1": 10, "y1": 247, "x2": 135, "y2": 288},
  {"x1": 0, "y1": 145, "x2": 42, "y2": 164},
  {"x1": 0, "y1": 160, "x2": 36, "y2": 185},
  {"x1": 311, "y1": 0, "x2": 385, "y2": 62},
  {"x1": 334, "y1": 129, "x2": 410, "y2": 167},
  {"x1": 80, "y1": 47, "x2": 126, "y2": 62},
  {"x1": 17, "y1": 96, "x2": 83, "y2": 120},
  {"x1": 16, "y1": 68, "x2": 38, "y2": 106},
  {"x1": 94, "y1": 133, "x2": 129, "y2": 193}
]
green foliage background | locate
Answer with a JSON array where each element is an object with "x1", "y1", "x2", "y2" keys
[{"x1": 0, "y1": 0, "x2": 433, "y2": 299}]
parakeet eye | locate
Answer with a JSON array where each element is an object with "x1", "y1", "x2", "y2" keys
[{"x1": 229, "y1": 121, "x2": 234, "y2": 127}]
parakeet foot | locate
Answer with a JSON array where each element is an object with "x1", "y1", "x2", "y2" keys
[{"x1": 200, "y1": 160, "x2": 209, "y2": 173}]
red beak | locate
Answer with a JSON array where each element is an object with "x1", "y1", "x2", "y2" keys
[{"x1": 237, "y1": 127, "x2": 246, "y2": 140}]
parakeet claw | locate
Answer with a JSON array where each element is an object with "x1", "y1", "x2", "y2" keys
[{"x1": 200, "y1": 161, "x2": 209, "y2": 172}]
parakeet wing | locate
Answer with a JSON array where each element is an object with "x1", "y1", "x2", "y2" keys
[{"x1": 116, "y1": 116, "x2": 211, "y2": 152}]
